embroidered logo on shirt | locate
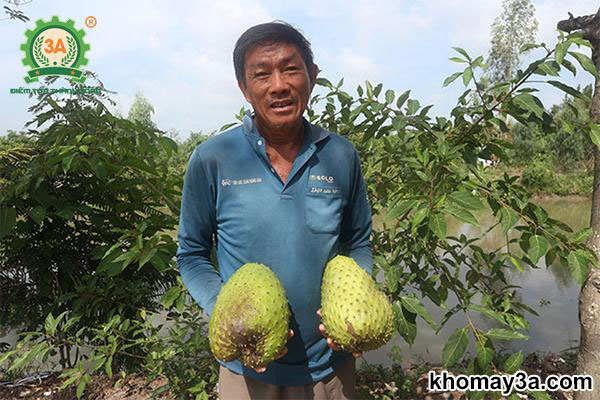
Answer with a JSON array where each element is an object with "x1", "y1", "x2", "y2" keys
[
  {"x1": 221, "y1": 177, "x2": 262, "y2": 186},
  {"x1": 309, "y1": 175, "x2": 335, "y2": 184},
  {"x1": 310, "y1": 187, "x2": 341, "y2": 195}
]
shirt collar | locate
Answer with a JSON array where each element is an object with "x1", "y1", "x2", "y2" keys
[{"x1": 241, "y1": 111, "x2": 329, "y2": 145}]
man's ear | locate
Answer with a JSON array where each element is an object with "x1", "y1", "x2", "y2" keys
[
  {"x1": 238, "y1": 79, "x2": 252, "y2": 104},
  {"x1": 309, "y1": 64, "x2": 319, "y2": 90}
]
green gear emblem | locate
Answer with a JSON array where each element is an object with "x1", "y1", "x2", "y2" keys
[{"x1": 20, "y1": 16, "x2": 90, "y2": 83}]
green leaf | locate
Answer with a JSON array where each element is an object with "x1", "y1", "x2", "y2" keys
[
  {"x1": 0, "y1": 207, "x2": 17, "y2": 239},
  {"x1": 555, "y1": 41, "x2": 569, "y2": 65},
  {"x1": 568, "y1": 251, "x2": 589, "y2": 285},
  {"x1": 590, "y1": 123, "x2": 600, "y2": 150},
  {"x1": 536, "y1": 62, "x2": 560, "y2": 76},
  {"x1": 44, "y1": 313, "x2": 56, "y2": 336},
  {"x1": 443, "y1": 72, "x2": 462, "y2": 87},
  {"x1": 76, "y1": 378, "x2": 86, "y2": 399},
  {"x1": 385, "y1": 199, "x2": 418, "y2": 222},
  {"x1": 105, "y1": 355, "x2": 113, "y2": 377},
  {"x1": 385, "y1": 89, "x2": 395, "y2": 105},
  {"x1": 315, "y1": 78, "x2": 333, "y2": 89},
  {"x1": 568, "y1": 51, "x2": 599, "y2": 78},
  {"x1": 520, "y1": 43, "x2": 541, "y2": 52},
  {"x1": 503, "y1": 351, "x2": 523, "y2": 373},
  {"x1": 28, "y1": 206, "x2": 46, "y2": 224},
  {"x1": 161, "y1": 286, "x2": 181, "y2": 308},
  {"x1": 476, "y1": 342, "x2": 494, "y2": 369},
  {"x1": 396, "y1": 90, "x2": 410, "y2": 109},
  {"x1": 445, "y1": 205, "x2": 478, "y2": 226},
  {"x1": 573, "y1": 227, "x2": 593, "y2": 244},
  {"x1": 547, "y1": 80, "x2": 589, "y2": 101},
  {"x1": 158, "y1": 136, "x2": 178, "y2": 156},
  {"x1": 411, "y1": 207, "x2": 429, "y2": 235},
  {"x1": 365, "y1": 81, "x2": 374, "y2": 99},
  {"x1": 485, "y1": 328, "x2": 528, "y2": 341},
  {"x1": 527, "y1": 235, "x2": 549, "y2": 264},
  {"x1": 449, "y1": 57, "x2": 467, "y2": 63},
  {"x1": 452, "y1": 47, "x2": 471, "y2": 61},
  {"x1": 513, "y1": 93, "x2": 544, "y2": 118},
  {"x1": 138, "y1": 248, "x2": 157, "y2": 269},
  {"x1": 561, "y1": 58, "x2": 577, "y2": 76},
  {"x1": 401, "y1": 295, "x2": 436, "y2": 329},
  {"x1": 462, "y1": 67, "x2": 473, "y2": 86},
  {"x1": 429, "y1": 213, "x2": 447, "y2": 239},
  {"x1": 62, "y1": 153, "x2": 75, "y2": 174},
  {"x1": 468, "y1": 304, "x2": 505, "y2": 324},
  {"x1": 448, "y1": 191, "x2": 484, "y2": 210},
  {"x1": 510, "y1": 256, "x2": 523, "y2": 272},
  {"x1": 393, "y1": 302, "x2": 417, "y2": 345},
  {"x1": 442, "y1": 328, "x2": 469, "y2": 367},
  {"x1": 499, "y1": 207, "x2": 519, "y2": 235},
  {"x1": 406, "y1": 99, "x2": 420, "y2": 115}
]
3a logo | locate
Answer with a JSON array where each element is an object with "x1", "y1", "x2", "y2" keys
[{"x1": 20, "y1": 16, "x2": 90, "y2": 83}]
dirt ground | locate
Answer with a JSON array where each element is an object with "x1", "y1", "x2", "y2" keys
[
  {"x1": 0, "y1": 373, "x2": 177, "y2": 400},
  {"x1": 0, "y1": 352, "x2": 578, "y2": 400}
]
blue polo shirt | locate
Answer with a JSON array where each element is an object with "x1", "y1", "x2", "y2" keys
[{"x1": 176, "y1": 113, "x2": 372, "y2": 386}]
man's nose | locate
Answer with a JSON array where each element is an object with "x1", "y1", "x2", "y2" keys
[{"x1": 269, "y1": 70, "x2": 288, "y2": 95}]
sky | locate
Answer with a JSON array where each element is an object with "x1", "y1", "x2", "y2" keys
[{"x1": 1, "y1": 0, "x2": 596, "y2": 140}]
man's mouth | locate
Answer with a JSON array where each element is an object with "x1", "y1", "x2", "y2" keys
[{"x1": 270, "y1": 100, "x2": 294, "y2": 110}]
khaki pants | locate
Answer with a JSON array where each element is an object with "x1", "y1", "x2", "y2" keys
[{"x1": 217, "y1": 360, "x2": 357, "y2": 400}]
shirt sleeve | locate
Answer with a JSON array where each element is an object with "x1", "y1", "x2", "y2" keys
[
  {"x1": 340, "y1": 149, "x2": 373, "y2": 274},
  {"x1": 176, "y1": 148, "x2": 223, "y2": 316}
]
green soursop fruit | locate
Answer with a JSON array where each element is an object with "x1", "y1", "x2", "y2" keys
[
  {"x1": 321, "y1": 255, "x2": 394, "y2": 353},
  {"x1": 209, "y1": 263, "x2": 290, "y2": 369}
]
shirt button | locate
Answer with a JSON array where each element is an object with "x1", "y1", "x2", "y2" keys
[{"x1": 257, "y1": 140, "x2": 263, "y2": 146}]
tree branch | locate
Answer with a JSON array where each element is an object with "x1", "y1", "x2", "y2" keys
[{"x1": 557, "y1": 7, "x2": 600, "y2": 43}]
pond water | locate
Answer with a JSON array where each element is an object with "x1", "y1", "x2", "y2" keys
[
  {"x1": 363, "y1": 196, "x2": 591, "y2": 367},
  {"x1": 0, "y1": 197, "x2": 592, "y2": 371}
]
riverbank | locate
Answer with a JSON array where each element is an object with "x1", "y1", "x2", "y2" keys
[
  {"x1": 0, "y1": 350, "x2": 578, "y2": 399},
  {"x1": 484, "y1": 163, "x2": 593, "y2": 197}
]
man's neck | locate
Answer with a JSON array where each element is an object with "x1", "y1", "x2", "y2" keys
[{"x1": 254, "y1": 117, "x2": 304, "y2": 151}]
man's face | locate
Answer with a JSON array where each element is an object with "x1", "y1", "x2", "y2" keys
[{"x1": 239, "y1": 42, "x2": 317, "y2": 133}]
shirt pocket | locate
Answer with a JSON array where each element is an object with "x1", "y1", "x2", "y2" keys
[{"x1": 305, "y1": 186, "x2": 343, "y2": 233}]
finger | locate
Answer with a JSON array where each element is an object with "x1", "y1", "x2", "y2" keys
[
  {"x1": 316, "y1": 309, "x2": 322, "y2": 318},
  {"x1": 326, "y1": 337, "x2": 341, "y2": 352},
  {"x1": 255, "y1": 366, "x2": 266, "y2": 373},
  {"x1": 319, "y1": 323, "x2": 328, "y2": 337},
  {"x1": 275, "y1": 346, "x2": 288, "y2": 359},
  {"x1": 288, "y1": 329, "x2": 294, "y2": 339},
  {"x1": 353, "y1": 352, "x2": 363, "y2": 358}
]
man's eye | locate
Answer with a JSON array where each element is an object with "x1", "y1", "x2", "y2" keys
[{"x1": 254, "y1": 72, "x2": 269, "y2": 79}]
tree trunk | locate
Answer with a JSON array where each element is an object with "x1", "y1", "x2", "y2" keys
[{"x1": 558, "y1": 8, "x2": 600, "y2": 400}]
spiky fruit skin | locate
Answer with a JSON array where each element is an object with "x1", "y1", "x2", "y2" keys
[
  {"x1": 321, "y1": 256, "x2": 394, "y2": 353},
  {"x1": 209, "y1": 263, "x2": 290, "y2": 369}
]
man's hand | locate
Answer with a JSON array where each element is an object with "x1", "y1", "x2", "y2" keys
[
  {"x1": 254, "y1": 329, "x2": 294, "y2": 373},
  {"x1": 316, "y1": 309, "x2": 362, "y2": 358}
]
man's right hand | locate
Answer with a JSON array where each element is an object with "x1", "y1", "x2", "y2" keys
[
  {"x1": 316, "y1": 309, "x2": 362, "y2": 359},
  {"x1": 254, "y1": 328, "x2": 294, "y2": 373}
]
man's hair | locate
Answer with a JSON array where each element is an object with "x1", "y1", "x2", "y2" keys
[{"x1": 233, "y1": 21, "x2": 314, "y2": 85}]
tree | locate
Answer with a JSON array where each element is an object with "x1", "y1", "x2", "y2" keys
[
  {"x1": 127, "y1": 92, "x2": 156, "y2": 128},
  {"x1": 558, "y1": 7, "x2": 600, "y2": 400},
  {"x1": 488, "y1": 0, "x2": 538, "y2": 84}
]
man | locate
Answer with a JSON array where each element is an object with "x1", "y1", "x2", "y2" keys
[{"x1": 176, "y1": 21, "x2": 372, "y2": 399}]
